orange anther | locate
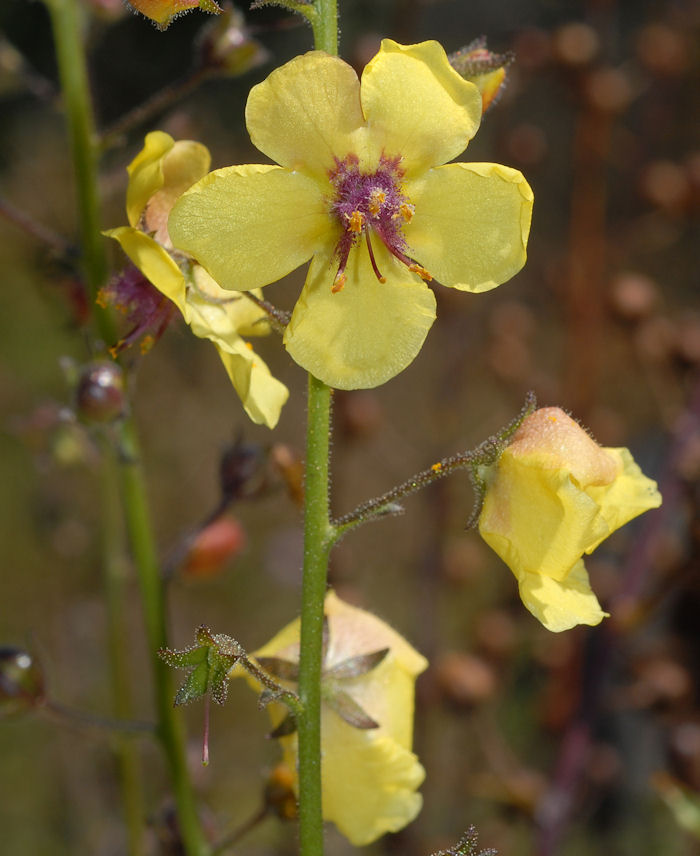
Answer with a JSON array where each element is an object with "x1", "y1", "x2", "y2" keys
[
  {"x1": 332, "y1": 273, "x2": 346, "y2": 294},
  {"x1": 345, "y1": 210, "x2": 365, "y2": 233},
  {"x1": 409, "y1": 263, "x2": 433, "y2": 282}
]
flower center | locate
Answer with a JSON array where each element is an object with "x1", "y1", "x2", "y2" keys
[{"x1": 327, "y1": 154, "x2": 432, "y2": 293}]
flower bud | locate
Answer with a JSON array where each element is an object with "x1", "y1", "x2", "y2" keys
[
  {"x1": 182, "y1": 517, "x2": 246, "y2": 579},
  {"x1": 219, "y1": 439, "x2": 266, "y2": 501},
  {"x1": 264, "y1": 763, "x2": 298, "y2": 821},
  {"x1": 196, "y1": 5, "x2": 269, "y2": 76},
  {"x1": 125, "y1": 0, "x2": 222, "y2": 31},
  {"x1": 448, "y1": 38, "x2": 513, "y2": 114},
  {"x1": 75, "y1": 361, "x2": 126, "y2": 424},
  {"x1": 0, "y1": 648, "x2": 45, "y2": 716}
]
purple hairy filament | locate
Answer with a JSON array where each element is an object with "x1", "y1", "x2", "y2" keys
[{"x1": 328, "y1": 153, "x2": 432, "y2": 293}]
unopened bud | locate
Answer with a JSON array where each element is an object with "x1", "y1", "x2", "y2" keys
[
  {"x1": 197, "y1": 5, "x2": 269, "y2": 76},
  {"x1": 125, "y1": 0, "x2": 222, "y2": 31},
  {"x1": 182, "y1": 517, "x2": 246, "y2": 579},
  {"x1": 264, "y1": 763, "x2": 298, "y2": 821},
  {"x1": 75, "y1": 361, "x2": 126, "y2": 424},
  {"x1": 449, "y1": 37, "x2": 513, "y2": 114},
  {"x1": 219, "y1": 439, "x2": 266, "y2": 501},
  {"x1": 0, "y1": 648, "x2": 45, "y2": 716}
]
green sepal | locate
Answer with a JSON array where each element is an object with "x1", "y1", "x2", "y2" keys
[{"x1": 158, "y1": 625, "x2": 244, "y2": 707}]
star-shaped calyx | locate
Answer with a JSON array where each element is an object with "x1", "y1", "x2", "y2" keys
[{"x1": 256, "y1": 617, "x2": 389, "y2": 737}]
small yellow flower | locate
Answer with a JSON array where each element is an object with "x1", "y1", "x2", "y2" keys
[
  {"x1": 105, "y1": 131, "x2": 289, "y2": 429},
  {"x1": 478, "y1": 407, "x2": 662, "y2": 632},
  {"x1": 236, "y1": 591, "x2": 428, "y2": 846},
  {"x1": 169, "y1": 40, "x2": 533, "y2": 389}
]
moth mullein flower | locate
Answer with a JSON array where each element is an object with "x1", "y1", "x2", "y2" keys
[
  {"x1": 236, "y1": 591, "x2": 428, "y2": 846},
  {"x1": 477, "y1": 407, "x2": 662, "y2": 632},
  {"x1": 105, "y1": 131, "x2": 289, "y2": 429},
  {"x1": 125, "y1": 0, "x2": 221, "y2": 31},
  {"x1": 169, "y1": 39, "x2": 533, "y2": 389}
]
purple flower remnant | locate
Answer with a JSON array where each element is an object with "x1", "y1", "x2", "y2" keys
[{"x1": 97, "y1": 265, "x2": 176, "y2": 357}]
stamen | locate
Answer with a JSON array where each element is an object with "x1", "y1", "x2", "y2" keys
[
  {"x1": 408, "y1": 263, "x2": 433, "y2": 282},
  {"x1": 365, "y1": 233, "x2": 386, "y2": 284},
  {"x1": 394, "y1": 202, "x2": 415, "y2": 223},
  {"x1": 332, "y1": 272, "x2": 347, "y2": 294},
  {"x1": 368, "y1": 189, "x2": 386, "y2": 217},
  {"x1": 345, "y1": 210, "x2": 365, "y2": 233}
]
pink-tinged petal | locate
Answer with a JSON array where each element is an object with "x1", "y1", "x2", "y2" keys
[
  {"x1": 245, "y1": 51, "x2": 367, "y2": 181},
  {"x1": 168, "y1": 164, "x2": 329, "y2": 291},
  {"x1": 407, "y1": 162, "x2": 533, "y2": 292},
  {"x1": 360, "y1": 40, "x2": 483, "y2": 174},
  {"x1": 283, "y1": 241, "x2": 436, "y2": 389}
]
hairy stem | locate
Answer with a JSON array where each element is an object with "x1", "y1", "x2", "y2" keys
[{"x1": 297, "y1": 375, "x2": 334, "y2": 856}]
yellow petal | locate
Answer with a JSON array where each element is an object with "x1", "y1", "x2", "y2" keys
[
  {"x1": 104, "y1": 226, "x2": 187, "y2": 313},
  {"x1": 241, "y1": 591, "x2": 427, "y2": 845},
  {"x1": 317, "y1": 722, "x2": 424, "y2": 845},
  {"x1": 283, "y1": 242, "x2": 436, "y2": 389},
  {"x1": 190, "y1": 268, "x2": 271, "y2": 338},
  {"x1": 245, "y1": 51, "x2": 367, "y2": 180},
  {"x1": 215, "y1": 342, "x2": 289, "y2": 429},
  {"x1": 145, "y1": 140, "x2": 211, "y2": 245},
  {"x1": 126, "y1": 131, "x2": 174, "y2": 227},
  {"x1": 585, "y1": 447, "x2": 662, "y2": 553},
  {"x1": 407, "y1": 162, "x2": 533, "y2": 291},
  {"x1": 169, "y1": 165, "x2": 328, "y2": 291},
  {"x1": 360, "y1": 40, "x2": 483, "y2": 175},
  {"x1": 478, "y1": 452, "x2": 611, "y2": 581},
  {"x1": 518, "y1": 561, "x2": 609, "y2": 632}
]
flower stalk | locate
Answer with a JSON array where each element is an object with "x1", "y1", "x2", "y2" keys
[{"x1": 297, "y1": 374, "x2": 334, "y2": 855}]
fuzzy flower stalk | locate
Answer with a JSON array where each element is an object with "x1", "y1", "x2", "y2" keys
[
  {"x1": 233, "y1": 592, "x2": 428, "y2": 846},
  {"x1": 477, "y1": 407, "x2": 662, "y2": 632},
  {"x1": 104, "y1": 131, "x2": 289, "y2": 428},
  {"x1": 169, "y1": 39, "x2": 533, "y2": 389}
]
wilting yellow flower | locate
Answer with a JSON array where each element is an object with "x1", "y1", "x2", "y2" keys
[
  {"x1": 478, "y1": 407, "x2": 662, "y2": 632},
  {"x1": 125, "y1": 0, "x2": 221, "y2": 31},
  {"x1": 105, "y1": 131, "x2": 288, "y2": 428},
  {"x1": 237, "y1": 591, "x2": 427, "y2": 845},
  {"x1": 169, "y1": 40, "x2": 533, "y2": 389}
]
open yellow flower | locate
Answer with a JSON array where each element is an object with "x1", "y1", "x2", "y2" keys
[
  {"x1": 478, "y1": 408, "x2": 662, "y2": 632},
  {"x1": 237, "y1": 591, "x2": 427, "y2": 845},
  {"x1": 105, "y1": 131, "x2": 289, "y2": 428},
  {"x1": 169, "y1": 40, "x2": 533, "y2": 389}
]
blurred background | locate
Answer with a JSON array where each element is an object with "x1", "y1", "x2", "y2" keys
[{"x1": 0, "y1": 0, "x2": 698, "y2": 853}]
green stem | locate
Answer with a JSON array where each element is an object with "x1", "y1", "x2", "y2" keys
[
  {"x1": 294, "y1": 7, "x2": 339, "y2": 854},
  {"x1": 118, "y1": 420, "x2": 211, "y2": 856},
  {"x1": 45, "y1": 0, "x2": 115, "y2": 347},
  {"x1": 310, "y1": 0, "x2": 338, "y2": 55},
  {"x1": 100, "y1": 452, "x2": 148, "y2": 856},
  {"x1": 297, "y1": 375, "x2": 334, "y2": 856},
  {"x1": 46, "y1": 2, "x2": 210, "y2": 852}
]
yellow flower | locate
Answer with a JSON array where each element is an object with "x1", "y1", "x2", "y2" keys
[
  {"x1": 478, "y1": 407, "x2": 662, "y2": 632},
  {"x1": 105, "y1": 131, "x2": 289, "y2": 429},
  {"x1": 237, "y1": 591, "x2": 428, "y2": 846},
  {"x1": 168, "y1": 40, "x2": 533, "y2": 389}
]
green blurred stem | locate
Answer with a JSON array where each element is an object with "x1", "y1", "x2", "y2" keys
[
  {"x1": 297, "y1": 375, "x2": 334, "y2": 856},
  {"x1": 45, "y1": 0, "x2": 115, "y2": 346},
  {"x1": 46, "y1": 1, "x2": 210, "y2": 853},
  {"x1": 311, "y1": 0, "x2": 338, "y2": 55},
  {"x1": 100, "y1": 451, "x2": 148, "y2": 856},
  {"x1": 118, "y1": 421, "x2": 211, "y2": 856}
]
